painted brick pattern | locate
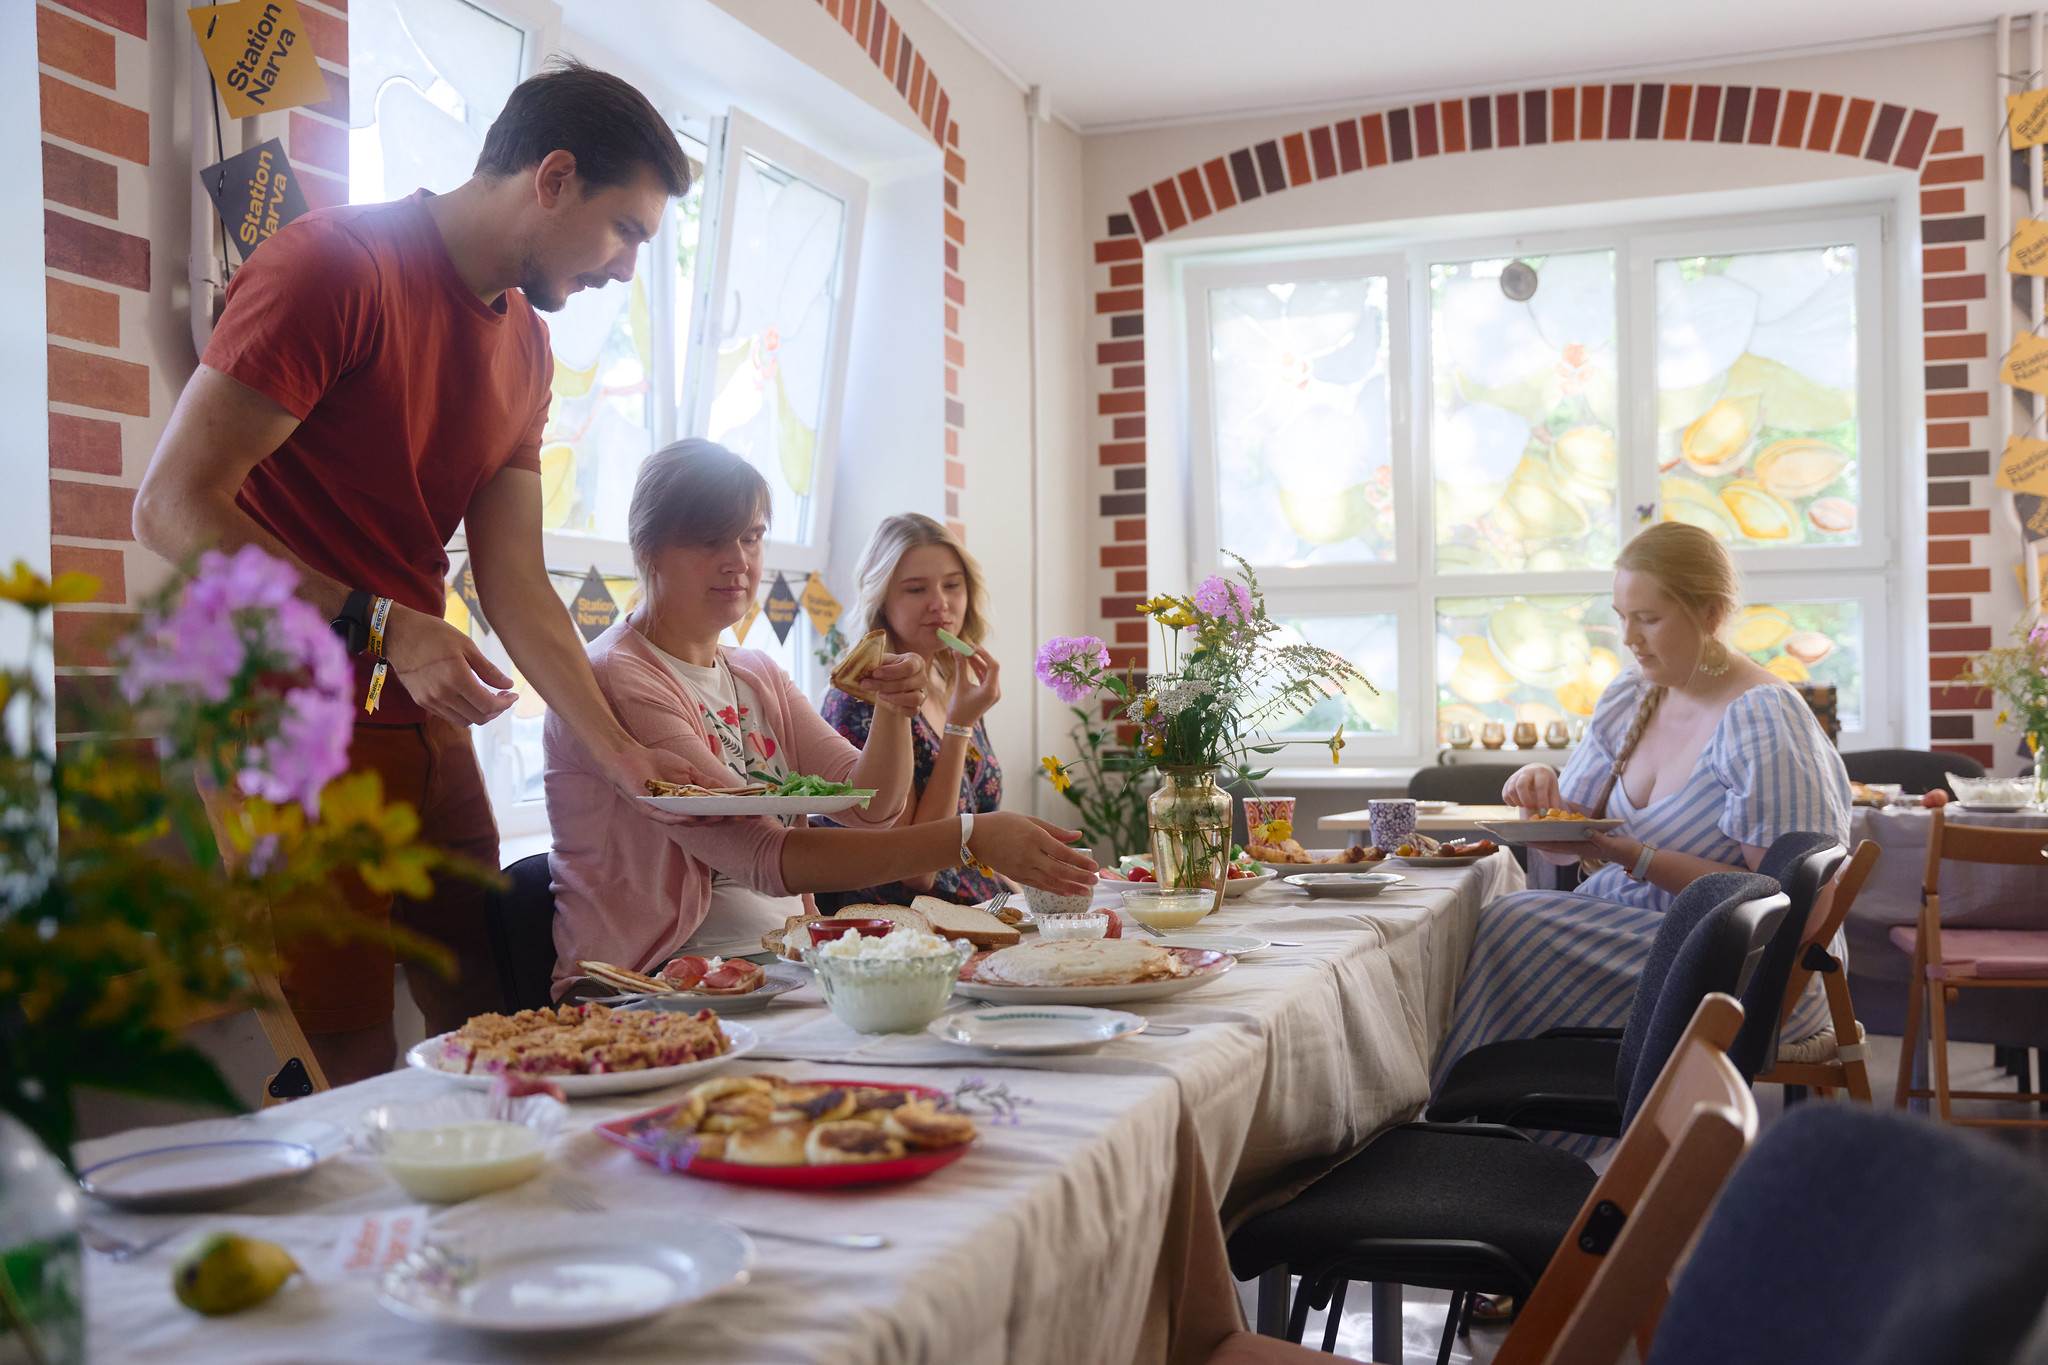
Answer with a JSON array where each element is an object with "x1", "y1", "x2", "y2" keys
[
  {"x1": 808, "y1": 0, "x2": 965, "y2": 539},
  {"x1": 1089, "y1": 81, "x2": 1969, "y2": 759},
  {"x1": 39, "y1": 0, "x2": 348, "y2": 717}
]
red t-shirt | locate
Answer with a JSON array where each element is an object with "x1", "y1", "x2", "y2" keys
[{"x1": 203, "y1": 190, "x2": 552, "y2": 723}]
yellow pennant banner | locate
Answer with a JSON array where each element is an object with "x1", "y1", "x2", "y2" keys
[
  {"x1": 2014, "y1": 220, "x2": 2048, "y2": 277},
  {"x1": 800, "y1": 573, "x2": 842, "y2": 637},
  {"x1": 2012, "y1": 89, "x2": 2048, "y2": 149},
  {"x1": 732, "y1": 592, "x2": 761, "y2": 646},
  {"x1": 189, "y1": 0, "x2": 329, "y2": 120},
  {"x1": 1998, "y1": 436, "x2": 2048, "y2": 497},
  {"x1": 2002, "y1": 332, "x2": 2048, "y2": 396}
]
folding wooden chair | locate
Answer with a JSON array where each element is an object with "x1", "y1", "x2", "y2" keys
[
  {"x1": 1754, "y1": 839, "x2": 1880, "y2": 1103},
  {"x1": 1495, "y1": 992, "x2": 1759, "y2": 1365},
  {"x1": 1894, "y1": 809, "x2": 2048, "y2": 1127}
]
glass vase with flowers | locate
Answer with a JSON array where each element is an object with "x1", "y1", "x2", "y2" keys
[
  {"x1": 1035, "y1": 555, "x2": 1371, "y2": 911},
  {"x1": 1956, "y1": 622, "x2": 2048, "y2": 805}
]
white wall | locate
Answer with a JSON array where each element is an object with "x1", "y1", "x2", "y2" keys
[{"x1": 2, "y1": 0, "x2": 52, "y2": 710}]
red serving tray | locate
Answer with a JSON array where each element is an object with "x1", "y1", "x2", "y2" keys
[{"x1": 596, "y1": 1079, "x2": 973, "y2": 1188}]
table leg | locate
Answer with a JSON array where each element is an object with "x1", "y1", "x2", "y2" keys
[{"x1": 1372, "y1": 1282, "x2": 1403, "y2": 1364}]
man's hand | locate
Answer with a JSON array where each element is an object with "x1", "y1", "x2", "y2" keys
[
  {"x1": 866, "y1": 652, "x2": 928, "y2": 718},
  {"x1": 601, "y1": 741, "x2": 724, "y2": 825},
  {"x1": 380, "y1": 602, "x2": 517, "y2": 726}
]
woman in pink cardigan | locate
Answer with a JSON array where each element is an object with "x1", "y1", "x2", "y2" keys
[{"x1": 545, "y1": 441, "x2": 1096, "y2": 997}]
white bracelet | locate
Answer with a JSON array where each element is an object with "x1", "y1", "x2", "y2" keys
[
  {"x1": 959, "y1": 810, "x2": 975, "y2": 866},
  {"x1": 944, "y1": 723, "x2": 974, "y2": 739},
  {"x1": 1629, "y1": 843, "x2": 1658, "y2": 882}
]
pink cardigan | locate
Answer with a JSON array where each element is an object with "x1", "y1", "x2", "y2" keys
[{"x1": 544, "y1": 620, "x2": 904, "y2": 998}]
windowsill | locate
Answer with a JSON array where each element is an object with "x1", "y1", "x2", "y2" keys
[{"x1": 1240, "y1": 765, "x2": 1419, "y2": 792}]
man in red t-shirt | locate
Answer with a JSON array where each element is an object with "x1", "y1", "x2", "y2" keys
[{"x1": 135, "y1": 61, "x2": 703, "y2": 1084}]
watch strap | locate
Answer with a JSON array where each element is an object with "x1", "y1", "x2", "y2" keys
[
  {"x1": 330, "y1": 588, "x2": 373, "y2": 656},
  {"x1": 1630, "y1": 843, "x2": 1658, "y2": 882}
]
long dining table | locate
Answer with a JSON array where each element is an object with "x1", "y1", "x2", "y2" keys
[{"x1": 77, "y1": 854, "x2": 1520, "y2": 1365}]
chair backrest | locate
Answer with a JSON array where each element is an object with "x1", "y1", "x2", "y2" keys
[
  {"x1": 1840, "y1": 747, "x2": 1985, "y2": 795},
  {"x1": 1613, "y1": 871, "x2": 1782, "y2": 1109},
  {"x1": 1407, "y1": 762, "x2": 1525, "y2": 805},
  {"x1": 1775, "y1": 839, "x2": 1879, "y2": 1027},
  {"x1": 1644, "y1": 1106, "x2": 2048, "y2": 1365},
  {"x1": 1728, "y1": 836, "x2": 1847, "y2": 1077},
  {"x1": 1620, "y1": 877, "x2": 1789, "y2": 1127},
  {"x1": 482, "y1": 852, "x2": 560, "y2": 1011},
  {"x1": 1496, "y1": 994, "x2": 1758, "y2": 1365}
]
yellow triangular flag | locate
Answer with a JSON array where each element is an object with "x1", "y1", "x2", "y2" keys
[
  {"x1": 1999, "y1": 436, "x2": 2048, "y2": 496},
  {"x1": 2012, "y1": 89, "x2": 2048, "y2": 149},
  {"x1": 189, "y1": 0, "x2": 331, "y2": 120},
  {"x1": 2003, "y1": 332, "x2": 2048, "y2": 396},
  {"x1": 2014, "y1": 220, "x2": 2048, "y2": 277},
  {"x1": 731, "y1": 592, "x2": 761, "y2": 645},
  {"x1": 799, "y1": 573, "x2": 842, "y2": 637}
]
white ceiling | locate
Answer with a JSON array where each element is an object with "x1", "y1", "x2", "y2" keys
[{"x1": 925, "y1": 0, "x2": 2006, "y2": 132}]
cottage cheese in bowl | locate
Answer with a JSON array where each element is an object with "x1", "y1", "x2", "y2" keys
[{"x1": 804, "y1": 928, "x2": 972, "y2": 1033}]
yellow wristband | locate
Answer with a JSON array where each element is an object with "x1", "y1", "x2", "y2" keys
[{"x1": 366, "y1": 595, "x2": 394, "y2": 659}]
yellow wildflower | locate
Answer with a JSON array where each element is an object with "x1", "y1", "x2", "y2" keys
[
  {"x1": 1041, "y1": 755, "x2": 1074, "y2": 794},
  {"x1": 0, "y1": 561, "x2": 100, "y2": 607},
  {"x1": 1255, "y1": 818, "x2": 1293, "y2": 844},
  {"x1": 1327, "y1": 724, "x2": 1346, "y2": 766}
]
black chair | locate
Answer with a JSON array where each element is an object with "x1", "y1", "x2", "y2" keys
[
  {"x1": 1645, "y1": 1106, "x2": 2048, "y2": 1365},
  {"x1": 483, "y1": 852, "x2": 560, "y2": 1011},
  {"x1": 1228, "y1": 873, "x2": 1787, "y2": 1361},
  {"x1": 1840, "y1": 747, "x2": 1985, "y2": 797},
  {"x1": 1426, "y1": 833, "x2": 1844, "y2": 1136},
  {"x1": 1406, "y1": 763, "x2": 1524, "y2": 806}
]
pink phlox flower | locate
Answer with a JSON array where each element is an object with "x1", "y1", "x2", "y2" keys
[
  {"x1": 242, "y1": 687, "x2": 354, "y2": 815},
  {"x1": 120, "y1": 613, "x2": 245, "y2": 703},
  {"x1": 1035, "y1": 635, "x2": 1111, "y2": 704},
  {"x1": 1193, "y1": 576, "x2": 1253, "y2": 623},
  {"x1": 188, "y1": 545, "x2": 301, "y2": 614}
]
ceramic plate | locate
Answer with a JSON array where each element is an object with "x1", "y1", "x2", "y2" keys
[
  {"x1": 1958, "y1": 803, "x2": 2029, "y2": 813},
  {"x1": 76, "y1": 1116, "x2": 349, "y2": 1211},
  {"x1": 406, "y1": 1022, "x2": 758, "y2": 1097},
  {"x1": 952, "y1": 947, "x2": 1235, "y2": 1004},
  {"x1": 1476, "y1": 818, "x2": 1627, "y2": 844},
  {"x1": 1148, "y1": 932, "x2": 1271, "y2": 955},
  {"x1": 1283, "y1": 872, "x2": 1407, "y2": 900},
  {"x1": 1390, "y1": 853, "x2": 1488, "y2": 868},
  {"x1": 929, "y1": 1005, "x2": 1148, "y2": 1053},
  {"x1": 640, "y1": 792, "x2": 874, "y2": 817},
  {"x1": 1223, "y1": 870, "x2": 1277, "y2": 898},
  {"x1": 596, "y1": 963, "x2": 808, "y2": 1016},
  {"x1": 378, "y1": 1214, "x2": 751, "y2": 1333},
  {"x1": 599, "y1": 1082, "x2": 972, "y2": 1187},
  {"x1": 1413, "y1": 800, "x2": 1457, "y2": 813}
]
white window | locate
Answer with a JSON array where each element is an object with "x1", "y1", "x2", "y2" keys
[
  {"x1": 1182, "y1": 207, "x2": 1892, "y2": 764},
  {"x1": 350, "y1": 12, "x2": 868, "y2": 834}
]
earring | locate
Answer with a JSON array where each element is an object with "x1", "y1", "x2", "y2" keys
[{"x1": 1696, "y1": 637, "x2": 1732, "y2": 678}]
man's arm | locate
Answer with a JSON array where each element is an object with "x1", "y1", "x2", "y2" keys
[
  {"x1": 136, "y1": 364, "x2": 519, "y2": 727},
  {"x1": 463, "y1": 464, "x2": 698, "y2": 799}
]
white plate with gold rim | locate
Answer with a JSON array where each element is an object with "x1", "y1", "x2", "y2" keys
[{"x1": 929, "y1": 1005, "x2": 1148, "y2": 1053}]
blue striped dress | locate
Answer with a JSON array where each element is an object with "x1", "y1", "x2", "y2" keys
[{"x1": 1434, "y1": 673, "x2": 1851, "y2": 1091}]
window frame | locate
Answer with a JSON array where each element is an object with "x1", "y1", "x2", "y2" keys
[{"x1": 1175, "y1": 200, "x2": 1899, "y2": 765}]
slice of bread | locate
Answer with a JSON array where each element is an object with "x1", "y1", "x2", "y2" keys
[
  {"x1": 911, "y1": 896, "x2": 1022, "y2": 949},
  {"x1": 831, "y1": 904, "x2": 932, "y2": 936},
  {"x1": 762, "y1": 914, "x2": 834, "y2": 961}
]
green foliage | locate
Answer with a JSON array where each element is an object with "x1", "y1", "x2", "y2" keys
[{"x1": 1040, "y1": 706, "x2": 1154, "y2": 856}]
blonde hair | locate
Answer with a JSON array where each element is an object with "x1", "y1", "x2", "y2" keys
[
  {"x1": 1591, "y1": 522, "x2": 1745, "y2": 817},
  {"x1": 848, "y1": 514, "x2": 991, "y2": 679}
]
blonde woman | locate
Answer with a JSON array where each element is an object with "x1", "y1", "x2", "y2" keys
[
  {"x1": 819, "y1": 514, "x2": 1005, "y2": 911},
  {"x1": 1435, "y1": 521, "x2": 1851, "y2": 1084}
]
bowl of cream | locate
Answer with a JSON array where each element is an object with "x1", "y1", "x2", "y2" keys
[
  {"x1": 802, "y1": 927, "x2": 973, "y2": 1034},
  {"x1": 358, "y1": 1090, "x2": 566, "y2": 1203}
]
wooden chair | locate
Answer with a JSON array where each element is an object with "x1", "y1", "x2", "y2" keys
[
  {"x1": 1494, "y1": 993, "x2": 1759, "y2": 1365},
  {"x1": 1754, "y1": 839, "x2": 1880, "y2": 1103},
  {"x1": 1894, "y1": 808, "x2": 2048, "y2": 1127}
]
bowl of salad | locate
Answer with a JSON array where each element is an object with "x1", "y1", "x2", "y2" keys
[{"x1": 1107, "y1": 850, "x2": 1276, "y2": 899}]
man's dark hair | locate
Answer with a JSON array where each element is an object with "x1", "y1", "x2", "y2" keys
[{"x1": 475, "y1": 58, "x2": 691, "y2": 198}]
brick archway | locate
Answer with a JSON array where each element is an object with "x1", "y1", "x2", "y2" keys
[
  {"x1": 1087, "y1": 81, "x2": 1990, "y2": 763},
  {"x1": 806, "y1": 0, "x2": 970, "y2": 542}
]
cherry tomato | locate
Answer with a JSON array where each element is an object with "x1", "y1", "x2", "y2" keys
[{"x1": 1128, "y1": 866, "x2": 1155, "y2": 883}]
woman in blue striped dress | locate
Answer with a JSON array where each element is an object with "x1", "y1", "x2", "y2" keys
[{"x1": 1434, "y1": 522, "x2": 1852, "y2": 1088}]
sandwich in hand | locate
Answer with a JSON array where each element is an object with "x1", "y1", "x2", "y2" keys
[{"x1": 829, "y1": 629, "x2": 889, "y2": 703}]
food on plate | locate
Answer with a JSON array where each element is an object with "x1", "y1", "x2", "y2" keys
[
  {"x1": 985, "y1": 898, "x2": 1025, "y2": 925},
  {"x1": 750, "y1": 772, "x2": 868, "y2": 799},
  {"x1": 911, "y1": 895, "x2": 1023, "y2": 948},
  {"x1": 1438, "y1": 839, "x2": 1498, "y2": 857},
  {"x1": 836, "y1": 905, "x2": 936, "y2": 935},
  {"x1": 660, "y1": 954, "x2": 768, "y2": 995},
  {"x1": 438, "y1": 1003, "x2": 730, "y2": 1077},
  {"x1": 629, "y1": 1071, "x2": 975, "y2": 1169},
  {"x1": 644, "y1": 779, "x2": 770, "y2": 798},
  {"x1": 972, "y1": 938, "x2": 1189, "y2": 988},
  {"x1": 1245, "y1": 839, "x2": 1383, "y2": 865},
  {"x1": 578, "y1": 960, "x2": 669, "y2": 994},
  {"x1": 828, "y1": 628, "x2": 890, "y2": 702},
  {"x1": 174, "y1": 1232, "x2": 299, "y2": 1316},
  {"x1": 1527, "y1": 808, "x2": 1587, "y2": 820},
  {"x1": 806, "y1": 1121, "x2": 906, "y2": 1165}
]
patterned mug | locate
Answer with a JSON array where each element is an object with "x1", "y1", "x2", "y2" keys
[
  {"x1": 1368, "y1": 798, "x2": 1419, "y2": 852},
  {"x1": 1244, "y1": 796, "x2": 1297, "y2": 843}
]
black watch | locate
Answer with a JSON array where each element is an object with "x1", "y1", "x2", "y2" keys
[{"x1": 330, "y1": 589, "x2": 374, "y2": 656}]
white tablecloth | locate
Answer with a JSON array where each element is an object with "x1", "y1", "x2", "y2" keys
[{"x1": 77, "y1": 856, "x2": 1518, "y2": 1365}]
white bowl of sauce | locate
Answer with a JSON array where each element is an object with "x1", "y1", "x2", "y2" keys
[{"x1": 359, "y1": 1091, "x2": 565, "y2": 1203}]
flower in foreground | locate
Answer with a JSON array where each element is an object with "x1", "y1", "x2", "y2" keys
[
  {"x1": 1040, "y1": 755, "x2": 1074, "y2": 794},
  {"x1": 0, "y1": 560, "x2": 100, "y2": 608}
]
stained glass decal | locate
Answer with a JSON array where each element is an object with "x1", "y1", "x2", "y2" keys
[
  {"x1": 537, "y1": 243, "x2": 654, "y2": 540},
  {"x1": 348, "y1": 0, "x2": 524, "y2": 204},
  {"x1": 1731, "y1": 600, "x2": 1863, "y2": 730},
  {"x1": 704, "y1": 153, "x2": 849, "y2": 547},
  {"x1": 1263, "y1": 614, "x2": 1399, "y2": 736},
  {"x1": 1435, "y1": 593, "x2": 1619, "y2": 735},
  {"x1": 1206, "y1": 277, "x2": 1394, "y2": 568},
  {"x1": 1655, "y1": 246, "x2": 1859, "y2": 548},
  {"x1": 1430, "y1": 251, "x2": 1618, "y2": 575}
]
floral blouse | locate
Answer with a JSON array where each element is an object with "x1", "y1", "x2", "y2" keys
[{"x1": 816, "y1": 688, "x2": 1002, "y2": 910}]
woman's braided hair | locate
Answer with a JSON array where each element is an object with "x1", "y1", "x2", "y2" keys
[{"x1": 1588, "y1": 523, "x2": 1741, "y2": 817}]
